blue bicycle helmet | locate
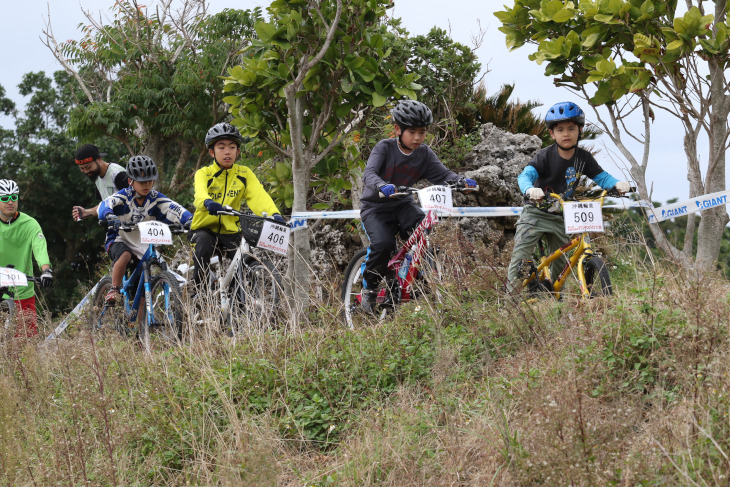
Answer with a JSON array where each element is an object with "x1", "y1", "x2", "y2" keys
[{"x1": 545, "y1": 102, "x2": 585, "y2": 129}]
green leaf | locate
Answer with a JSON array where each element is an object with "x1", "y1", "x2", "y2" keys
[
  {"x1": 666, "y1": 39, "x2": 684, "y2": 51},
  {"x1": 255, "y1": 22, "x2": 277, "y2": 43},
  {"x1": 372, "y1": 92, "x2": 387, "y2": 107}
]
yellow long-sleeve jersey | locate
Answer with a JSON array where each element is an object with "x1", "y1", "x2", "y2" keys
[{"x1": 191, "y1": 161, "x2": 280, "y2": 234}]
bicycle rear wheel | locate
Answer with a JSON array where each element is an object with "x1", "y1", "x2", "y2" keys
[
  {"x1": 582, "y1": 256, "x2": 613, "y2": 297},
  {"x1": 229, "y1": 257, "x2": 283, "y2": 334},
  {"x1": 148, "y1": 271, "x2": 184, "y2": 345},
  {"x1": 0, "y1": 299, "x2": 16, "y2": 342},
  {"x1": 89, "y1": 276, "x2": 128, "y2": 337}
]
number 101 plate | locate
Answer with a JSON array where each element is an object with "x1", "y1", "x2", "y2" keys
[{"x1": 563, "y1": 201, "x2": 604, "y2": 234}]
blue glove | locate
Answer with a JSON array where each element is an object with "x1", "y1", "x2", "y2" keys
[
  {"x1": 272, "y1": 214, "x2": 286, "y2": 224},
  {"x1": 379, "y1": 184, "x2": 396, "y2": 198},
  {"x1": 457, "y1": 177, "x2": 477, "y2": 188},
  {"x1": 204, "y1": 199, "x2": 225, "y2": 215}
]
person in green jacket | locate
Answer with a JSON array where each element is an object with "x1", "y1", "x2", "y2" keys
[
  {"x1": 188, "y1": 123, "x2": 285, "y2": 292},
  {"x1": 0, "y1": 180, "x2": 53, "y2": 337}
]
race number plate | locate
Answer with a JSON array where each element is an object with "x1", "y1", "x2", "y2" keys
[
  {"x1": 0, "y1": 267, "x2": 27, "y2": 287},
  {"x1": 257, "y1": 221, "x2": 290, "y2": 256},
  {"x1": 564, "y1": 202, "x2": 604, "y2": 234},
  {"x1": 139, "y1": 221, "x2": 173, "y2": 245},
  {"x1": 418, "y1": 185, "x2": 453, "y2": 214}
]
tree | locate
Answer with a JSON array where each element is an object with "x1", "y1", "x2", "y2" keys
[
  {"x1": 495, "y1": 1, "x2": 730, "y2": 271},
  {"x1": 0, "y1": 72, "x2": 120, "y2": 314},
  {"x1": 43, "y1": 0, "x2": 262, "y2": 190},
  {"x1": 222, "y1": 0, "x2": 420, "y2": 309}
]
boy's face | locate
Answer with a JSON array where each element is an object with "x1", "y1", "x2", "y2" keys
[
  {"x1": 209, "y1": 139, "x2": 241, "y2": 169},
  {"x1": 394, "y1": 125, "x2": 427, "y2": 153},
  {"x1": 549, "y1": 121, "x2": 581, "y2": 151},
  {"x1": 130, "y1": 179, "x2": 154, "y2": 198}
]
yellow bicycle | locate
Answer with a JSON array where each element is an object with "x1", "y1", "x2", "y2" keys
[{"x1": 518, "y1": 187, "x2": 632, "y2": 299}]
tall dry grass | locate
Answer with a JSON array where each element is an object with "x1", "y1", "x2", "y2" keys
[{"x1": 1, "y1": 219, "x2": 730, "y2": 485}]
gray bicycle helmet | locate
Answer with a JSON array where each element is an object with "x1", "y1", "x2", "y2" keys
[
  {"x1": 205, "y1": 122, "x2": 244, "y2": 148},
  {"x1": 127, "y1": 155, "x2": 158, "y2": 182},
  {"x1": 391, "y1": 100, "x2": 433, "y2": 128},
  {"x1": 0, "y1": 179, "x2": 19, "y2": 196}
]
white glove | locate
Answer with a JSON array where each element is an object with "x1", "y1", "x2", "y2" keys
[
  {"x1": 615, "y1": 181, "x2": 631, "y2": 193},
  {"x1": 526, "y1": 187, "x2": 545, "y2": 201}
]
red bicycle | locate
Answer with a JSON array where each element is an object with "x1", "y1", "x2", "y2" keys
[{"x1": 340, "y1": 184, "x2": 475, "y2": 328}]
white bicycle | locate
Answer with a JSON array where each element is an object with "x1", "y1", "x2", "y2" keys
[{"x1": 183, "y1": 208, "x2": 286, "y2": 334}]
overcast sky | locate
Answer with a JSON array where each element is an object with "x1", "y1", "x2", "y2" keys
[{"x1": 0, "y1": 0, "x2": 697, "y2": 204}]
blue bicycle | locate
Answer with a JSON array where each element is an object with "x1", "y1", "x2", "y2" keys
[{"x1": 89, "y1": 221, "x2": 186, "y2": 352}]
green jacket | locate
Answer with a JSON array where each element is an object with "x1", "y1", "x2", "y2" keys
[{"x1": 0, "y1": 212, "x2": 51, "y2": 300}]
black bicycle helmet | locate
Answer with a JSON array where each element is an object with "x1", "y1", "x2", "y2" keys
[
  {"x1": 127, "y1": 155, "x2": 158, "y2": 182},
  {"x1": 0, "y1": 179, "x2": 19, "y2": 196},
  {"x1": 391, "y1": 100, "x2": 433, "y2": 128},
  {"x1": 205, "y1": 122, "x2": 244, "y2": 148},
  {"x1": 545, "y1": 102, "x2": 585, "y2": 129}
]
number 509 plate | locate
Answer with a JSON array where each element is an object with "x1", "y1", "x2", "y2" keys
[{"x1": 563, "y1": 201, "x2": 604, "y2": 234}]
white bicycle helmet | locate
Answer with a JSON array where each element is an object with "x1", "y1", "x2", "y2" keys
[{"x1": 0, "y1": 180, "x2": 19, "y2": 196}]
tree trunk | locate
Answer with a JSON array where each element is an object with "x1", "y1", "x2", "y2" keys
[
  {"x1": 168, "y1": 140, "x2": 193, "y2": 192},
  {"x1": 694, "y1": 59, "x2": 730, "y2": 270},
  {"x1": 285, "y1": 88, "x2": 312, "y2": 322}
]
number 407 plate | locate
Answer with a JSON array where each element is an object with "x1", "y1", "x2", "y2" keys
[{"x1": 563, "y1": 201, "x2": 604, "y2": 234}]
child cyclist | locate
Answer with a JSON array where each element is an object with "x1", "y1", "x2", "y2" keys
[
  {"x1": 98, "y1": 156, "x2": 192, "y2": 305},
  {"x1": 506, "y1": 101, "x2": 631, "y2": 292},
  {"x1": 359, "y1": 100, "x2": 476, "y2": 314},
  {"x1": 188, "y1": 122, "x2": 285, "y2": 292}
]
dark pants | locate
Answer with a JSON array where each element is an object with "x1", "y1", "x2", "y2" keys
[
  {"x1": 361, "y1": 201, "x2": 425, "y2": 290},
  {"x1": 188, "y1": 229, "x2": 240, "y2": 290}
]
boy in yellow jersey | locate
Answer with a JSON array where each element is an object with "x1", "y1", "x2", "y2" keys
[{"x1": 189, "y1": 122, "x2": 285, "y2": 292}]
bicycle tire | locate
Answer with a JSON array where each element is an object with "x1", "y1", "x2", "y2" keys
[
  {"x1": 341, "y1": 248, "x2": 370, "y2": 330},
  {"x1": 148, "y1": 271, "x2": 184, "y2": 345},
  {"x1": 0, "y1": 299, "x2": 16, "y2": 342},
  {"x1": 583, "y1": 256, "x2": 613, "y2": 297},
  {"x1": 229, "y1": 257, "x2": 283, "y2": 334},
  {"x1": 89, "y1": 276, "x2": 128, "y2": 336}
]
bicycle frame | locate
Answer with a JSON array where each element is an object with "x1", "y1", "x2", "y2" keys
[
  {"x1": 97, "y1": 244, "x2": 164, "y2": 330},
  {"x1": 209, "y1": 236, "x2": 249, "y2": 320},
  {"x1": 522, "y1": 190, "x2": 608, "y2": 299},
  {"x1": 366, "y1": 209, "x2": 439, "y2": 305}
]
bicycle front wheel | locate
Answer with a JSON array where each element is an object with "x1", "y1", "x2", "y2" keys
[
  {"x1": 89, "y1": 276, "x2": 128, "y2": 337},
  {"x1": 0, "y1": 299, "x2": 16, "y2": 342},
  {"x1": 582, "y1": 256, "x2": 613, "y2": 297},
  {"x1": 148, "y1": 271, "x2": 184, "y2": 345},
  {"x1": 229, "y1": 257, "x2": 283, "y2": 334},
  {"x1": 341, "y1": 248, "x2": 371, "y2": 330}
]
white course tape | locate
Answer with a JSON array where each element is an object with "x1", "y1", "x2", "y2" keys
[
  {"x1": 291, "y1": 207, "x2": 524, "y2": 222},
  {"x1": 644, "y1": 190, "x2": 730, "y2": 223},
  {"x1": 46, "y1": 281, "x2": 99, "y2": 341}
]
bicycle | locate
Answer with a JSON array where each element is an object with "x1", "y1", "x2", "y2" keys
[
  {"x1": 0, "y1": 267, "x2": 41, "y2": 341},
  {"x1": 516, "y1": 187, "x2": 634, "y2": 300},
  {"x1": 182, "y1": 207, "x2": 286, "y2": 335},
  {"x1": 89, "y1": 220, "x2": 187, "y2": 353},
  {"x1": 341, "y1": 184, "x2": 477, "y2": 329}
]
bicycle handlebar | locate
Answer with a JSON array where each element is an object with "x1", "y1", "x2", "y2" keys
[
  {"x1": 215, "y1": 206, "x2": 291, "y2": 228},
  {"x1": 379, "y1": 183, "x2": 480, "y2": 198},
  {"x1": 100, "y1": 218, "x2": 188, "y2": 234}
]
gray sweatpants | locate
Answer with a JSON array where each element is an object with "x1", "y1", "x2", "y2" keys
[{"x1": 506, "y1": 205, "x2": 570, "y2": 291}]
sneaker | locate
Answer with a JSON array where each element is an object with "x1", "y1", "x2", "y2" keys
[
  {"x1": 105, "y1": 286, "x2": 121, "y2": 306},
  {"x1": 360, "y1": 289, "x2": 378, "y2": 315}
]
